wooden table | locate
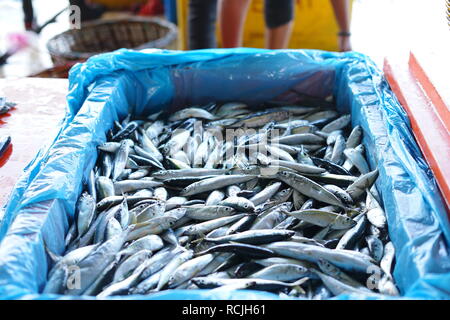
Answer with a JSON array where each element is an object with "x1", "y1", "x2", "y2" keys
[{"x1": 0, "y1": 78, "x2": 67, "y2": 209}]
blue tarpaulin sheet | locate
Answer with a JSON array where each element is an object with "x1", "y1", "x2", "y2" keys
[{"x1": 0, "y1": 48, "x2": 449, "y2": 300}]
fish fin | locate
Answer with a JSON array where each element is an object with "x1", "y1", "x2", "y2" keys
[
  {"x1": 191, "y1": 236, "x2": 206, "y2": 245},
  {"x1": 313, "y1": 225, "x2": 331, "y2": 240},
  {"x1": 290, "y1": 277, "x2": 309, "y2": 295},
  {"x1": 292, "y1": 277, "x2": 309, "y2": 287}
]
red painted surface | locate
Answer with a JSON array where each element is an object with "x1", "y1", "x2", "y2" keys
[
  {"x1": 409, "y1": 52, "x2": 450, "y2": 133},
  {"x1": 384, "y1": 52, "x2": 450, "y2": 216},
  {"x1": 0, "y1": 78, "x2": 67, "y2": 207}
]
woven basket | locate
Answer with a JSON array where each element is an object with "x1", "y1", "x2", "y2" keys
[{"x1": 47, "y1": 17, "x2": 177, "y2": 64}]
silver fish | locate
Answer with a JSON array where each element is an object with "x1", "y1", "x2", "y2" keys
[
  {"x1": 276, "y1": 171, "x2": 344, "y2": 208},
  {"x1": 112, "y1": 140, "x2": 132, "y2": 181},
  {"x1": 76, "y1": 192, "x2": 96, "y2": 237},
  {"x1": 168, "y1": 254, "x2": 215, "y2": 288},
  {"x1": 180, "y1": 175, "x2": 258, "y2": 197},
  {"x1": 59, "y1": 103, "x2": 396, "y2": 299},
  {"x1": 113, "y1": 249, "x2": 153, "y2": 283},
  {"x1": 65, "y1": 228, "x2": 130, "y2": 295},
  {"x1": 249, "y1": 264, "x2": 308, "y2": 282}
]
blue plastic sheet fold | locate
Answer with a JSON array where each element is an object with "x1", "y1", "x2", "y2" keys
[{"x1": 0, "y1": 48, "x2": 449, "y2": 300}]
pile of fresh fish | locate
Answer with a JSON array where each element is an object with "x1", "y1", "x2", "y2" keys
[{"x1": 44, "y1": 102, "x2": 399, "y2": 299}]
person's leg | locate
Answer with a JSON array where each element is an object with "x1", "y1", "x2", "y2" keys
[
  {"x1": 188, "y1": 0, "x2": 218, "y2": 49},
  {"x1": 329, "y1": 0, "x2": 352, "y2": 51},
  {"x1": 265, "y1": 21, "x2": 294, "y2": 49},
  {"x1": 219, "y1": 0, "x2": 251, "y2": 48},
  {"x1": 264, "y1": 0, "x2": 294, "y2": 49},
  {"x1": 22, "y1": 0, "x2": 35, "y2": 30}
]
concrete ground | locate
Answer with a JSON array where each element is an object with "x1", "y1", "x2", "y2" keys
[{"x1": 0, "y1": 0, "x2": 448, "y2": 78}]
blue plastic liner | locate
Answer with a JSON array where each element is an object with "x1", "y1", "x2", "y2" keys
[{"x1": 0, "y1": 48, "x2": 449, "y2": 300}]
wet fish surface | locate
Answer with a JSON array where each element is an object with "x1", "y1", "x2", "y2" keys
[{"x1": 44, "y1": 101, "x2": 398, "y2": 299}]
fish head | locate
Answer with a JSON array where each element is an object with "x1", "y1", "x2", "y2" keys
[
  {"x1": 317, "y1": 258, "x2": 335, "y2": 274},
  {"x1": 161, "y1": 144, "x2": 171, "y2": 155},
  {"x1": 355, "y1": 144, "x2": 365, "y2": 153},
  {"x1": 167, "y1": 207, "x2": 187, "y2": 220},
  {"x1": 232, "y1": 165, "x2": 259, "y2": 175},
  {"x1": 275, "y1": 171, "x2": 295, "y2": 184},
  {"x1": 276, "y1": 170, "x2": 291, "y2": 179},
  {"x1": 218, "y1": 206, "x2": 235, "y2": 215},
  {"x1": 153, "y1": 170, "x2": 168, "y2": 178},
  {"x1": 180, "y1": 185, "x2": 192, "y2": 196},
  {"x1": 134, "y1": 203, "x2": 150, "y2": 212},
  {"x1": 286, "y1": 230, "x2": 296, "y2": 238},
  {"x1": 335, "y1": 216, "x2": 357, "y2": 229},
  {"x1": 241, "y1": 201, "x2": 254, "y2": 212},
  {"x1": 165, "y1": 217, "x2": 179, "y2": 228},
  {"x1": 181, "y1": 225, "x2": 194, "y2": 236},
  {"x1": 273, "y1": 188, "x2": 293, "y2": 202},
  {"x1": 168, "y1": 112, "x2": 182, "y2": 122},
  {"x1": 121, "y1": 139, "x2": 133, "y2": 148}
]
